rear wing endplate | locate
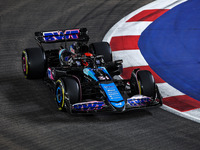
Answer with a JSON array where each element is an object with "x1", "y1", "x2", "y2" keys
[{"x1": 35, "y1": 28, "x2": 89, "y2": 43}]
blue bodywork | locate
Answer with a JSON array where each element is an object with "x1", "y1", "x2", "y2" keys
[
  {"x1": 83, "y1": 68, "x2": 98, "y2": 81},
  {"x1": 77, "y1": 66, "x2": 159, "y2": 112},
  {"x1": 83, "y1": 67, "x2": 125, "y2": 109},
  {"x1": 100, "y1": 83, "x2": 125, "y2": 108}
]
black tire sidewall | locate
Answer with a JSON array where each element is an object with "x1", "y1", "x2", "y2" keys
[
  {"x1": 55, "y1": 76, "x2": 81, "y2": 111},
  {"x1": 89, "y1": 42, "x2": 112, "y2": 63},
  {"x1": 22, "y1": 48, "x2": 46, "y2": 79},
  {"x1": 137, "y1": 70, "x2": 156, "y2": 99},
  {"x1": 130, "y1": 71, "x2": 139, "y2": 95}
]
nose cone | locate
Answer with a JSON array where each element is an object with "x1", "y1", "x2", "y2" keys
[
  {"x1": 111, "y1": 101, "x2": 125, "y2": 108},
  {"x1": 110, "y1": 100, "x2": 126, "y2": 112}
]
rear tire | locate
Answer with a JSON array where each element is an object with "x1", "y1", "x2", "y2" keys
[
  {"x1": 89, "y1": 42, "x2": 112, "y2": 63},
  {"x1": 22, "y1": 48, "x2": 46, "y2": 79}
]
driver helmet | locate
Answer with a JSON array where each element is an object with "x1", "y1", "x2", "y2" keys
[
  {"x1": 59, "y1": 48, "x2": 73, "y2": 65},
  {"x1": 69, "y1": 42, "x2": 79, "y2": 54}
]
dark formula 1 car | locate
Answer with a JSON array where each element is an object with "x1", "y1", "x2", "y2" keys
[{"x1": 22, "y1": 28, "x2": 162, "y2": 114}]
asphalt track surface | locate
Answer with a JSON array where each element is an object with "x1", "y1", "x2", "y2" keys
[{"x1": 0, "y1": 0, "x2": 200, "y2": 150}]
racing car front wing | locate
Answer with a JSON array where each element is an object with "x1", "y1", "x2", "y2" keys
[{"x1": 71, "y1": 95, "x2": 161, "y2": 113}]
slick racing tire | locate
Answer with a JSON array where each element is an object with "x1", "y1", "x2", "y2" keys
[
  {"x1": 155, "y1": 84, "x2": 163, "y2": 105},
  {"x1": 22, "y1": 48, "x2": 46, "y2": 79},
  {"x1": 89, "y1": 42, "x2": 112, "y2": 63},
  {"x1": 131, "y1": 70, "x2": 156, "y2": 99},
  {"x1": 130, "y1": 71, "x2": 139, "y2": 96},
  {"x1": 55, "y1": 76, "x2": 81, "y2": 112},
  {"x1": 137, "y1": 70, "x2": 156, "y2": 99}
]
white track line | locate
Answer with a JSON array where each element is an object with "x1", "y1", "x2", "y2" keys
[
  {"x1": 112, "y1": 50, "x2": 148, "y2": 68},
  {"x1": 111, "y1": 22, "x2": 152, "y2": 37}
]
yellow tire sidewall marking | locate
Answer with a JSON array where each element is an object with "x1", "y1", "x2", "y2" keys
[
  {"x1": 22, "y1": 51, "x2": 28, "y2": 77},
  {"x1": 138, "y1": 80, "x2": 142, "y2": 95},
  {"x1": 56, "y1": 79, "x2": 65, "y2": 110}
]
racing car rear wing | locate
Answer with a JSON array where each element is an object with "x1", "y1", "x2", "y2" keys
[{"x1": 35, "y1": 28, "x2": 89, "y2": 43}]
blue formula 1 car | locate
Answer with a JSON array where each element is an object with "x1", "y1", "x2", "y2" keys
[{"x1": 22, "y1": 28, "x2": 162, "y2": 114}]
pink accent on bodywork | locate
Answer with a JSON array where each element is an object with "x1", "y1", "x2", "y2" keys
[
  {"x1": 23, "y1": 57, "x2": 26, "y2": 72},
  {"x1": 72, "y1": 101, "x2": 105, "y2": 111},
  {"x1": 48, "y1": 68, "x2": 54, "y2": 80}
]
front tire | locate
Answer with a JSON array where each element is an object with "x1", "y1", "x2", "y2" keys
[
  {"x1": 55, "y1": 77, "x2": 81, "y2": 112},
  {"x1": 137, "y1": 70, "x2": 156, "y2": 99},
  {"x1": 130, "y1": 71, "x2": 139, "y2": 95},
  {"x1": 130, "y1": 70, "x2": 156, "y2": 99}
]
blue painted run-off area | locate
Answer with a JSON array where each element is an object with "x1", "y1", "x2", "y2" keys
[{"x1": 139, "y1": 0, "x2": 200, "y2": 101}]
